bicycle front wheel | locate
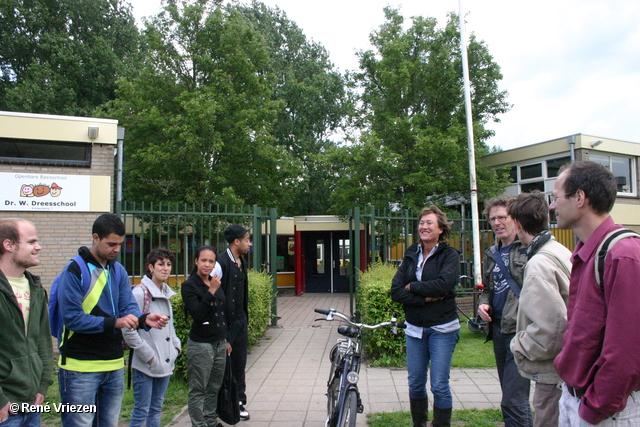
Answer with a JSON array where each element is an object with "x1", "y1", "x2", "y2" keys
[{"x1": 339, "y1": 389, "x2": 358, "y2": 427}]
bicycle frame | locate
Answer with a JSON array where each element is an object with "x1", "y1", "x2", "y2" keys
[
  {"x1": 314, "y1": 308, "x2": 404, "y2": 427},
  {"x1": 329, "y1": 334, "x2": 361, "y2": 427}
]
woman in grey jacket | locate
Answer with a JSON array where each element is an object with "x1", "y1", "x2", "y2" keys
[
  {"x1": 123, "y1": 248, "x2": 181, "y2": 427},
  {"x1": 508, "y1": 192, "x2": 571, "y2": 427}
]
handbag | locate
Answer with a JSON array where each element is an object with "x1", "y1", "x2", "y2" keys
[{"x1": 217, "y1": 355, "x2": 241, "y2": 425}]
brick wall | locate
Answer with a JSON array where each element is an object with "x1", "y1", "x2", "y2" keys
[{"x1": 0, "y1": 144, "x2": 115, "y2": 289}]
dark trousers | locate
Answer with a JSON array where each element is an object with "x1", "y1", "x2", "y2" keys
[
  {"x1": 230, "y1": 314, "x2": 249, "y2": 404},
  {"x1": 492, "y1": 323, "x2": 532, "y2": 427}
]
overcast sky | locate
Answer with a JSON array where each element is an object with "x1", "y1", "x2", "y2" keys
[{"x1": 128, "y1": 0, "x2": 640, "y2": 151}]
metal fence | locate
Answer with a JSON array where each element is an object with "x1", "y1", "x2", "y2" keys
[
  {"x1": 352, "y1": 206, "x2": 575, "y2": 291},
  {"x1": 116, "y1": 202, "x2": 574, "y2": 323},
  {"x1": 116, "y1": 201, "x2": 277, "y2": 285}
]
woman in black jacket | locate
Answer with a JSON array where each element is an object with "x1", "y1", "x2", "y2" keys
[
  {"x1": 181, "y1": 246, "x2": 226, "y2": 427},
  {"x1": 391, "y1": 206, "x2": 460, "y2": 427}
]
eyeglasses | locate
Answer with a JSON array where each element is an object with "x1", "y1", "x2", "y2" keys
[
  {"x1": 550, "y1": 192, "x2": 574, "y2": 203},
  {"x1": 488, "y1": 215, "x2": 509, "y2": 224}
]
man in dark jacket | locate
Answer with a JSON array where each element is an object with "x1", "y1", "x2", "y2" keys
[
  {"x1": 478, "y1": 197, "x2": 532, "y2": 427},
  {"x1": 0, "y1": 218, "x2": 53, "y2": 426},
  {"x1": 218, "y1": 224, "x2": 252, "y2": 421}
]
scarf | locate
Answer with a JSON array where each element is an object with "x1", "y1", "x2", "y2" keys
[{"x1": 526, "y1": 230, "x2": 553, "y2": 260}]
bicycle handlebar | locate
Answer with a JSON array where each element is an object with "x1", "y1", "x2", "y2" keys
[{"x1": 314, "y1": 308, "x2": 406, "y2": 331}]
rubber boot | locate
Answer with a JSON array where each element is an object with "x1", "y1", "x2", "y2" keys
[
  {"x1": 431, "y1": 406, "x2": 452, "y2": 427},
  {"x1": 409, "y1": 396, "x2": 429, "y2": 427}
]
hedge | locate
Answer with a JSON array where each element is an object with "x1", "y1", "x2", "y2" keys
[
  {"x1": 170, "y1": 270, "x2": 275, "y2": 379},
  {"x1": 357, "y1": 263, "x2": 406, "y2": 367}
]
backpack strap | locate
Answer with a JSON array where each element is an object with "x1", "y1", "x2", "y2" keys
[
  {"x1": 536, "y1": 249, "x2": 571, "y2": 279},
  {"x1": 137, "y1": 283, "x2": 152, "y2": 313},
  {"x1": 490, "y1": 245, "x2": 522, "y2": 298},
  {"x1": 595, "y1": 229, "x2": 640, "y2": 291},
  {"x1": 72, "y1": 255, "x2": 91, "y2": 293},
  {"x1": 126, "y1": 282, "x2": 152, "y2": 390},
  {"x1": 59, "y1": 255, "x2": 95, "y2": 365}
]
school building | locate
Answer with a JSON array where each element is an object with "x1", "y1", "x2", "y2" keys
[{"x1": 0, "y1": 110, "x2": 120, "y2": 287}]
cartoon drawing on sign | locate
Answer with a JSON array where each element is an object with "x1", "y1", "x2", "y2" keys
[
  {"x1": 33, "y1": 184, "x2": 50, "y2": 197},
  {"x1": 20, "y1": 184, "x2": 35, "y2": 197},
  {"x1": 50, "y1": 183, "x2": 63, "y2": 197}
]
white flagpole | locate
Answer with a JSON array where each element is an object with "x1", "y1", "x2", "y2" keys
[{"x1": 458, "y1": 0, "x2": 483, "y2": 288}]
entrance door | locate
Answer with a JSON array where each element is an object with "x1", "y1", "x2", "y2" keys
[{"x1": 304, "y1": 231, "x2": 351, "y2": 293}]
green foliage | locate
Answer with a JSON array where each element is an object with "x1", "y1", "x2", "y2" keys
[
  {"x1": 99, "y1": 1, "x2": 300, "y2": 209},
  {"x1": 368, "y1": 408, "x2": 503, "y2": 427},
  {"x1": 356, "y1": 263, "x2": 496, "y2": 368},
  {"x1": 232, "y1": 1, "x2": 352, "y2": 216},
  {"x1": 170, "y1": 284, "x2": 191, "y2": 380},
  {"x1": 0, "y1": 0, "x2": 142, "y2": 115},
  {"x1": 170, "y1": 269, "x2": 274, "y2": 379},
  {"x1": 247, "y1": 270, "x2": 275, "y2": 346},
  {"x1": 330, "y1": 8, "x2": 511, "y2": 213},
  {"x1": 357, "y1": 263, "x2": 405, "y2": 367}
]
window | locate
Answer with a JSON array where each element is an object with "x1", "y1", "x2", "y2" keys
[
  {"x1": 520, "y1": 163, "x2": 542, "y2": 180},
  {"x1": 509, "y1": 166, "x2": 517, "y2": 183},
  {"x1": 275, "y1": 236, "x2": 295, "y2": 272},
  {"x1": 590, "y1": 154, "x2": 635, "y2": 194},
  {"x1": 521, "y1": 182, "x2": 545, "y2": 193},
  {"x1": 0, "y1": 138, "x2": 91, "y2": 167},
  {"x1": 546, "y1": 157, "x2": 571, "y2": 178},
  {"x1": 518, "y1": 162, "x2": 544, "y2": 193}
]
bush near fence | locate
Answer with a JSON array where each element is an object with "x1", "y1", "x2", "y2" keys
[
  {"x1": 170, "y1": 270, "x2": 275, "y2": 379},
  {"x1": 357, "y1": 262, "x2": 493, "y2": 368},
  {"x1": 357, "y1": 263, "x2": 407, "y2": 367}
]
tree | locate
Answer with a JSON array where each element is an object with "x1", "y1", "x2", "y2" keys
[
  {"x1": 100, "y1": 0, "x2": 300, "y2": 209},
  {"x1": 231, "y1": 1, "x2": 352, "y2": 215},
  {"x1": 0, "y1": 0, "x2": 141, "y2": 115},
  {"x1": 329, "y1": 8, "x2": 511, "y2": 213}
]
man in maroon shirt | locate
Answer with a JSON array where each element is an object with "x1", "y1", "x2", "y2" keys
[{"x1": 551, "y1": 161, "x2": 640, "y2": 425}]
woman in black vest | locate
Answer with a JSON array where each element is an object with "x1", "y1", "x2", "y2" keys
[{"x1": 391, "y1": 206, "x2": 460, "y2": 427}]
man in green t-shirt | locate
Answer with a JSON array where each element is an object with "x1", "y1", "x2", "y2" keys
[{"x1": 0, "y1": 218, "x2": 53, "y2": 426}]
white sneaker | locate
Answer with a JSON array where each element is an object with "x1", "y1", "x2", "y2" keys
[{"x1": 239, "y1": 403, "x2": 250, "y2": 421}]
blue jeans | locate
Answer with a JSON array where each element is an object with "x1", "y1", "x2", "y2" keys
[
  {"x1": 130, "y1": 369, "x2": 172, "y2": 427},
  {"x1": 58, "y1": 368, "x2": 124, "y2": 427},
  {"x1": 406, "y1": 327, "x2": 460, "y2": 408},
  {"x1": 0, "y1": 413, "x2": 39, "y2": 427},
  {"x1": 492, "y1": 323, "x2": 532, "y2": 427}
]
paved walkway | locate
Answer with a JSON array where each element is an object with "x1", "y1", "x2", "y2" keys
[{"x1": 170, "y1": 293, "x2": 505, "y2": 427}]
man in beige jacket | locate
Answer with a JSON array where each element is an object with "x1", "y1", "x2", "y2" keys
[{"x1": 508, "y1": 192, "x2": 571, "y2": 427}]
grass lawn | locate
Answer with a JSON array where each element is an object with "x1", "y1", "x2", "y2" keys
[
  {"x1": 452, "y1": 318, "x2": 495, "y2": 368},
  {"x1": 368, "y1": 409, "x2": 504, "y2": 426},
  {"x1": 41, "y1": 368, "x2": 188, "y2": 426}
]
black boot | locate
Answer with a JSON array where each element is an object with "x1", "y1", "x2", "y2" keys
[
  {"x1": 409, "y1": 396, "x2": 428, "y2": 427},
  {"x1": 431, "y1": 406, "x2": 452, "y2": 427}
]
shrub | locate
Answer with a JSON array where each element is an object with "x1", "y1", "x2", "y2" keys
[
  {"x1": 247, "y1": 270, "x2": 275, "y2": 346},
  {"x1": 170, "y1": 287, "x2": 190, "y2": 380},
  {"x1": 357, "y1": 263, "x2": 406, "y2": 367},
  {"x1": 170, "y1": 269, "x2": 275, "y2": 379}
]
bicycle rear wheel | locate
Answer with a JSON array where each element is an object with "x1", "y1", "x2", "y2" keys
[{"x1": 339, "y1": 389, "x2": 358, "y2": 427}]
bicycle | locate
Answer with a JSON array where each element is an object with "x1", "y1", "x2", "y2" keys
[{"x1": 313, "y1": 308, "x2": 405, "y2": 427}]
